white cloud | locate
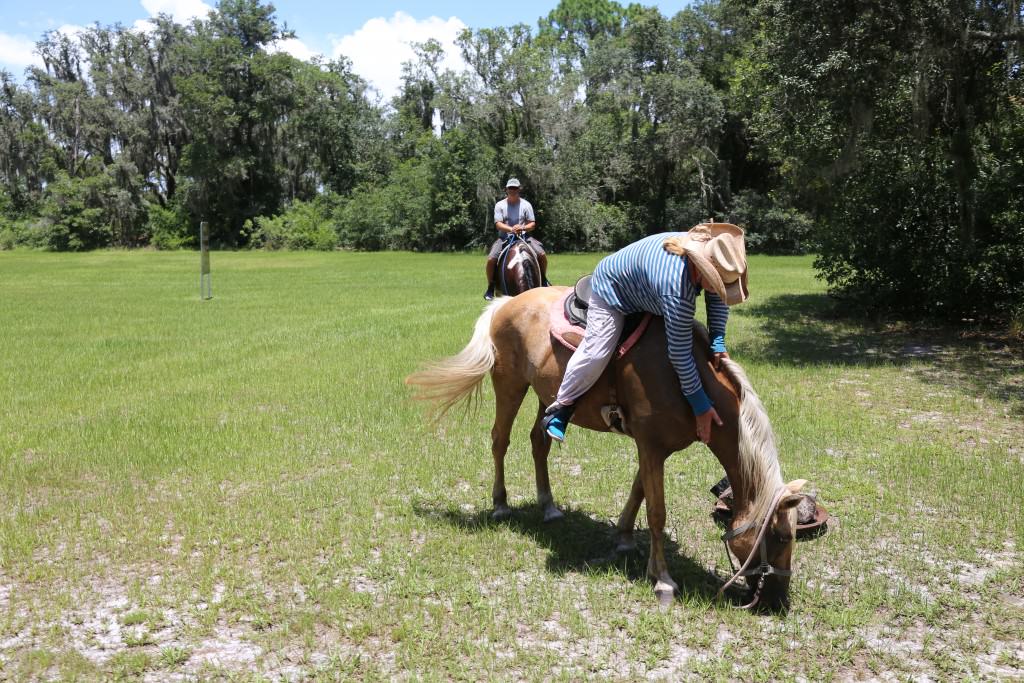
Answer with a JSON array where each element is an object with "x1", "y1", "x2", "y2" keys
[
  {"x1": 332, "y1": 12, "x2": 468, "y2": 103},
  {"x1": 0, "y1": 32, "x2": 40, "y2": 72},
  {"x1": 140, "y1": 0, "x2": 214, "y2": 22},
  {"x1": 131, "y1": 0, "x2": 212, "y2": 33},
  {"x1": 1, "y1": 0, "x2": 214, "y2": 78},
  {"x1": 55, "y1": 24, "x2": 88, "y2": 40},
  {"x1": 0, "y1": 25, "x2": 88, "y2": 76},
  {"x1": 132, "y1": 19, "x2": 158, "y2": 34},
  {"x1": 269, "y1": 37, "x2": 319, "y2": 62}
]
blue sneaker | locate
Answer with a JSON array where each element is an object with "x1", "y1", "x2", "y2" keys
[
  {"x1": 544, "y1": 414, "x2": 567, "y2": 442},
  {"x1": 484, "y1": 287, "x2": 495, "y2": 301},
  {"x1": 543, "y1": 404, "x2": 575, "y2": 442}
]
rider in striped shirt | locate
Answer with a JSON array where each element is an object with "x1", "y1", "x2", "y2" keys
[{"x1": 544, "y1": 224, "x2": 749, "y2": 444}]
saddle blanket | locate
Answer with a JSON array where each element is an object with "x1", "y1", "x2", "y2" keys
[{"x1": 548, "y1": 289, "x2": 652, "y2": 358}]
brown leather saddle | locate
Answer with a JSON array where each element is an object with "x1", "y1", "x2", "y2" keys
[{"x1": 564, "y1": 275, "x2": 648, "y2": 344}]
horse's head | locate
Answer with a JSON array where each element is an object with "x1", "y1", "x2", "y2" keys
[
  {"x1": 725, "y1": 479, "x2": 806, "y2": 611},
  {"x1": 498, "y1": 234, "x2": 541, "y2": 296}
]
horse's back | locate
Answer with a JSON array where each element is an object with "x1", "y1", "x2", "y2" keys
[
  {"x1": 491, "y1": 287, "x2": 566, "y2": 354},
  {"x1": 489, "y1": 287, "x2": 570, "y2": 399}
]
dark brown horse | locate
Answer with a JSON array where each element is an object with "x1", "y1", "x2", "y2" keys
[
  {"x1": 495, "y1": 233, "x2": 542, "y2": 297},
  {"x1": 407, "y1": 287, "x2": 807, "y2": 608}
]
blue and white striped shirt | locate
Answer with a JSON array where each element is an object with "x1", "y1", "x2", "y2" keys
[{"x1": 592, "y1": 232, "x2": 729, "y2": 415}]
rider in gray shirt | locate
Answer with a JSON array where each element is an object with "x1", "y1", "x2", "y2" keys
[{"x1": 485, "y1": 178, "x2": 549, "y2": 300}]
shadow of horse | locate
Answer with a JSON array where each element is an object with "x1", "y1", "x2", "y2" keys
[{"x1": 413, "y1": 502, "x2": 744, "y2": 604}]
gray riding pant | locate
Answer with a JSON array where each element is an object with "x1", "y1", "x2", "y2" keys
[
  {"x1": 554, "y1": 291, "x2": 624, "y2": 407},
  {"x1": 487, "y1": 235, "x2": 546, "y2": 259}
]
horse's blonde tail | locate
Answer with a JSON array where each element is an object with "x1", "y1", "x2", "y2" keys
[{"x1": 405, "y1": 297, "x2": 512, "y2": 418}]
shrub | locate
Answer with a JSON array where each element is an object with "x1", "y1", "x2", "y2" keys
[
  {"x1": 251, "y1": 197, "x2": 339, "y2": 250},
  {"x1": 815, "y1": 139, "x2": 1024, "y2": 321},
  {"x1": 544, "y1": 195, "x2": 634, "y2": 251},
  {"x1": 146, "y1": 203, "x2": 194, "y2": 250},
  {"x1": 336, "y1": 162, "x2": 429, "y2": 251},
  {"x1": 36, "y1": 173, "x2": 113, "y2": 250},
  {"x1": 335, "y1": 185, "x2": 393, "y2": 250},
  {"x1": 725, "y1": 191, "x2": 815, "y2": 255}
]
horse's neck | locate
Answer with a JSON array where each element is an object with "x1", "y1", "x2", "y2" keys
[
  {"x1": 709, "y1": 367, "x2": 780, "y2": 525},
  {"x1": 718, "y1": 453, "x2": 755, "y2": 515},
  {"x1": 713, "y1": 392, "x2": 783, "y2": 527}
]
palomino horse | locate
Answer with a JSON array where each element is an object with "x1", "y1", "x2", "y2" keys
[
  {"x1": 495, "y1": 233, "x2": 542, "y2": 297},
  {"x1": 407, "y1": 287, "x2": 807, "y2": 608}
]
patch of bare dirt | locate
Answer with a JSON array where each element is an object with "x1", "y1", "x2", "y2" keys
[{"x1": 0, "y1": 572, "x2": 350, "y2": 680}]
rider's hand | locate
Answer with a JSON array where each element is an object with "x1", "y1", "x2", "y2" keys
[
  {"x1": 712, "y1": 351, "x2": 730, "y2": 370},
  {"x1": 695, "y1": 407, "x2": 723, "y2": 444}
]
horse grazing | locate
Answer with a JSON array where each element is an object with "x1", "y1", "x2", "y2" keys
[
  {"x1": 407, "y1": 287, "x2": 807, "y2": 609},
  {"x1": 495, "y1": 233, "x2": 542, "y2": 297}
]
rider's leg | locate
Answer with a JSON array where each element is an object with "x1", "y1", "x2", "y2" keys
[
  {"x1": 544, "y1": 293, "x2": 624, "y2": 441},
  {"x1": 484, "y1": 258, "x2": 497, "y2": 300},
  {"x1": 527, "y1": 237, "x2": 551, "y2": 286}
]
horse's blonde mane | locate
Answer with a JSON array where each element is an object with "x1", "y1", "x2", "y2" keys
[{"x1": 718, "y1": 358, "x2": 783, "y2": 524}]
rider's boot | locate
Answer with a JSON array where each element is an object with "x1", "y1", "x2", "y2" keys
[{"x1": 542, "y1": 402, "x2": 576, "y2": 442}]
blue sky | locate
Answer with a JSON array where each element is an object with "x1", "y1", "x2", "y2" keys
[{"x1": 1, "y1": 0, "x2": 694, "y2": 100}]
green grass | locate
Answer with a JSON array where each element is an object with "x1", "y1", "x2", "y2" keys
[{"x1": 0, "y1": 249, "x2": 1021, "y2": 680}]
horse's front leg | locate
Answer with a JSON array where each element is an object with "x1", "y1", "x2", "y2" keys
[
  {"x1": 614, "y1": 470, "x2": 644, "y2": 553},
  {"x1": 491, "y1": 380, "x2": 528, "y2": 521},
  {"x1": 530, "y1": 401, "x2": 563, "y2": 522},
  {"x1": 638, "y1": 447, "x2": 678, "y2": 606}
]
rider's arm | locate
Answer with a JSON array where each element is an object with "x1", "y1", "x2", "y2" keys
[
  {"x1": 494, "y1": 203, "x2": 516, "y2": 234},
  {"x1": 521, "y1": 203, "x2": 537, "y2": 232},
  {"x1": 704, "y1": 291, "x2": 729, "y2": 353},
  {"x1": 663, "y1": 286, "x2": 713, "y2": 416}
]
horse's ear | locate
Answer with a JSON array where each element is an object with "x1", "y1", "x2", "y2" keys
[
  {"x1": 778, "y1": 493, "x2": 802, "y2": 511},
  {"x1": 778, "y1": 479, "x2": 807, "y2": 511}
]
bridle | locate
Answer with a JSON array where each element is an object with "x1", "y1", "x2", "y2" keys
[{"x1": 717, "y1": 486, "x2": 792, "y2": 610}]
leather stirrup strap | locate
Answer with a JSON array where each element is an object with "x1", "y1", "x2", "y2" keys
[{"x1": 605, "y1": 360, "x2": 627, "y2": 434}]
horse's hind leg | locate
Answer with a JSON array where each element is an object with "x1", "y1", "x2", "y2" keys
[
  {"x1": 614, "y1": 470, "x2": 644, "y2": 553},
  {"x1": 530, "y1": 402, "x2": 564, "y2": 522},
  {"x1": 491, "y1": 376, "x2": 528, "y2": 521}
]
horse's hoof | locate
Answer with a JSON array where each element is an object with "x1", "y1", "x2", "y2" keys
[
  {"x1": 655, "y1": 588, "x2": 675, "y2": 609},
  {"x1": 653, "y1": 580, "x2": 676, "y2": 609},
  {"x1": 491, "y1": 506, "x2": 513, "y2": 521},
  {"x1": 542, "y1": 505, "x2": 564, "y2": 523},
  {"x1": 614, "y1": 537, "x2": 637, "y2": 554}
]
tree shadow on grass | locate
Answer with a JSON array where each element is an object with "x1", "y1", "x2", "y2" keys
[
  {"x1": 413, "y1": 501, "x2": 743, "y2": 604},
  {"x1": 731, "y1": 293, "x2": 1024, "y2": 414}
]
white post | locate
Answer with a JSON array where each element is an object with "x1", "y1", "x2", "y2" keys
[{"x1": 200, "y1": 221, "x2": 212, "y2": 300}]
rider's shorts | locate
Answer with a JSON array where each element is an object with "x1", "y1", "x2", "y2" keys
[{"x1": 488, "y1": 235, "x2": 545, "y2": 259}]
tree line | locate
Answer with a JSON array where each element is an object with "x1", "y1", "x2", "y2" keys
[{"x1": 1, "y1": 0, "x2": 1021, "y2": 322}]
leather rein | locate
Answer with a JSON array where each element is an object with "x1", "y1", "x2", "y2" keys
[{"x1": 717, "y1": 486, "x2": 791, "y2": 610}]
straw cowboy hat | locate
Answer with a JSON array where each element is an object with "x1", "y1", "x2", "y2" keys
[{"x1": 663, "y1": 223, "x2": 749, "y2": 306}]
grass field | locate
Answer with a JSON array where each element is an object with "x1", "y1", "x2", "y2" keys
[{"x1": 0, "y1": 250, "x2": 1021, "y2": 681}]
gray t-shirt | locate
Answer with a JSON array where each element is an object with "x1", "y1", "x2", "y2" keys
[{"x1": 493, "y1": 198, "x2": 535, "y2": 235}]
